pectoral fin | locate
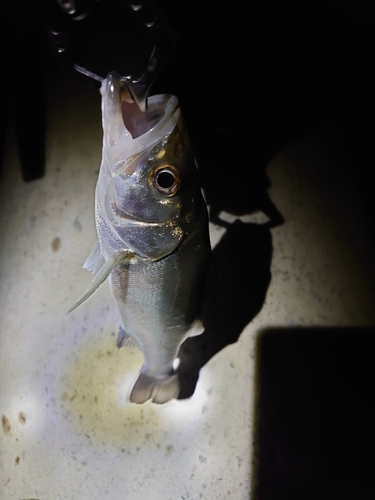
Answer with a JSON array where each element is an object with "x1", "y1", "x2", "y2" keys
[
  {"x1": 68, "y1": 250, "x2": 133, "y2": 313},
  {"x1": 116, "y1": 325, "x2": 138, "y2": 349},
  {"x1": 83, "y1": 240, "x2": 105, "y2": 274}
]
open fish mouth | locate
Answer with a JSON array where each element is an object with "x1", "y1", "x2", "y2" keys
[
  {"x1": 101, "y1": 72, "x2": 180, "y2": 156},
  {"x1": 120, "y1": 92, "x2": 166, "y2": 139}
]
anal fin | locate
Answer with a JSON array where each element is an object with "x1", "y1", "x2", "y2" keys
[
  {"x1": 116, "y1": 325, "x2": 137, "y2": 349},
  {"x1": 188, "y1": 319, "x2": 205, "y2": 337}
]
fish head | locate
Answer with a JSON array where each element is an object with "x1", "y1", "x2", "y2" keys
[{"x1": 96, "y1": 72, "x2": 203, "y2": 260}]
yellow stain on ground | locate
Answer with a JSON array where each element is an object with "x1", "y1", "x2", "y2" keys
[{"x1": 59, "y1": 333, "x2": 168, "y2": 447}]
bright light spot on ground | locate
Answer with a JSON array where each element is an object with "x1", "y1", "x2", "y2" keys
[
  {"x1": 157, "y1": 379, "x2": 208, "y2": 420},
  {"x1": 116, "y1": 372, "x2": 138, "y2": 406}
]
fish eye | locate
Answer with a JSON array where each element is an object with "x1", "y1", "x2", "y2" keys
[{"x1": 151, "y1": 165, "x2": 180, "y2": 196}]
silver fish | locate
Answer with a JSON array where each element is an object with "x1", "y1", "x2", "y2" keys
[{"x1": 70, "y1": 72, "x2": 210, "y2": 404}]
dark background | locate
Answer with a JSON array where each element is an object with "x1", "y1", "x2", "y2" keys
[{"x1": 253, "y1": 327, "x2": 375, "y2": 500}]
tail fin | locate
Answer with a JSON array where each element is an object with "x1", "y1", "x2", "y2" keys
[
  {"x1": 130, "y1": 370, "x2": 179, "y2": 404},
  {"x1": 116, "y1": 325, "x2": 138, "y2": 349}
]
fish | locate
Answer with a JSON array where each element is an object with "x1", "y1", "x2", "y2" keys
[{"x1": 70, "y1": 72, "x2": 211, "y2": 404}]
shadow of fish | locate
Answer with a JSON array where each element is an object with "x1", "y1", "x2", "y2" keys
[{"x1": 70, "y1": 72, "x2": 211, "y2": 404}]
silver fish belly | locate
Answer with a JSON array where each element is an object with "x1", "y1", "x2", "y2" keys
[{"x1": 71, "y1": 72, "x2": 210, "y2": 404}]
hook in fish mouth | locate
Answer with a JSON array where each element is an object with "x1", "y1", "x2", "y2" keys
[
  {"x1": 119, "y1": 86, "x2": 165, "y2": 140},
  {"x1": 102, "y1": 73, "x2": 180, "y2": 152},
  {"x1": 119, "y1": 76, "x2": 147, "y2": 112}
]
